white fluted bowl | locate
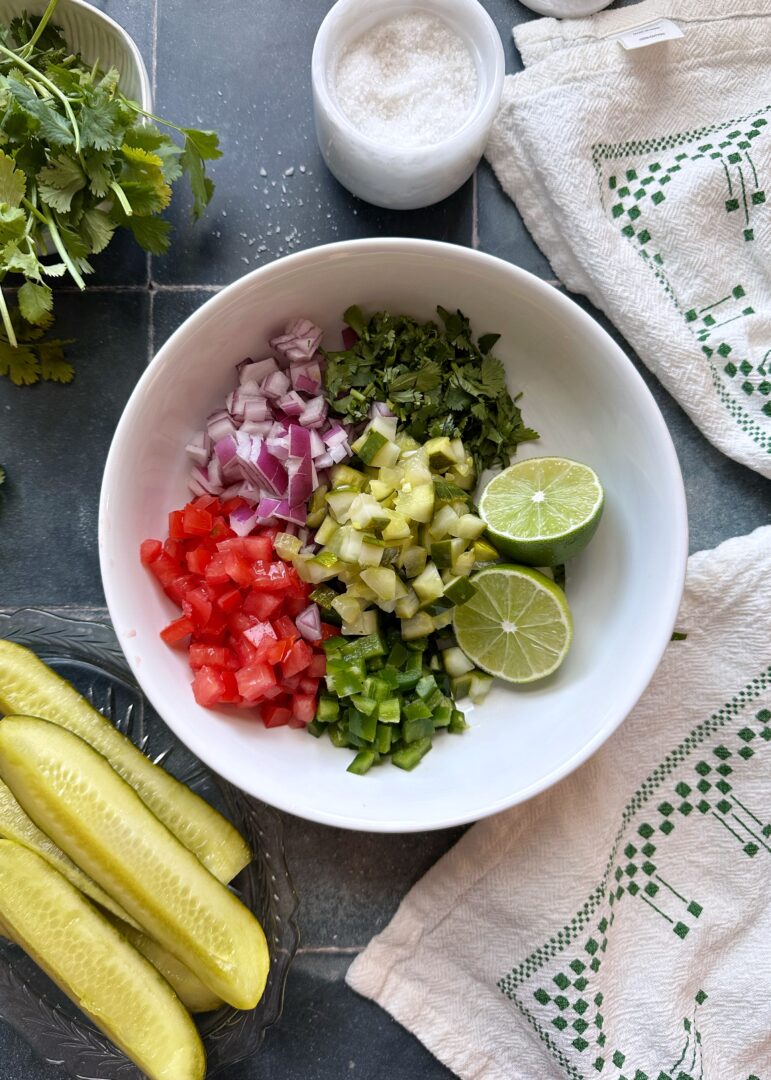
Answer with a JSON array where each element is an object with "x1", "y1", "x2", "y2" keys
[{"x1": 0, "y1": 0, "x2": 151, "y2": 110}]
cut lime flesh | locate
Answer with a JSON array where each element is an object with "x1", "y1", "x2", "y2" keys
[
  {"x1": 0, "y1": 840, "x2": 205, "y2": 1080},
  {"x1": 452, "y1": 565, "x2": 573, "y2": 683},
  {"x1": 0, "y1": 776, "x2": 139, "y2": 928},
  {"x1": 479, "y1": 457, "x2": 604, "y2": 567},
  {"x1": 0, "y1": 641, "x2": 250, "y2": 883},
  {"x1": 0, "y1": 716, "x2": 270, "y2": 1010}
]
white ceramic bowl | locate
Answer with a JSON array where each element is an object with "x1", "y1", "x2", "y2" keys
[
  {"x1": 100, "y1": 239, "x2": 687, "y2": 832},
  {"x1": 312, "y1": 0, "x2": 504, "y2": 209},
  {"x1": 0, "y1": 0, "x2": 151, "y2": 110}
]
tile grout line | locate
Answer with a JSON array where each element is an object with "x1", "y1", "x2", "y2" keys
[
  {"x1": 471, "y1": 168, "x2": 479, "y2": 250},
  {"x1": 296, "y1": 946, "x2": 363, "y2": 956},
  {"x1": 148, "y1": 0, "x2": 159, "y2": 292},
  {"x1": 147, "y1": 287, "x2": 155, "y2": 365}
]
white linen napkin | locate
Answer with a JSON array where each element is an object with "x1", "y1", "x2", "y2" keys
[
  {"x1": 347, "y1": 525, "x2": 771, "y2": 1079},
  {"x1": 485, "y1": 0, "x2": 771, "y2": 479}
]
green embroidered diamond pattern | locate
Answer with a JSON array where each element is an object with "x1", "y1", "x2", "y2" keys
[
  {"x1": 502, "y1": 679, "x2": 771, "y2": 1079},
  {"x1": 596, "y1": 109, "x2": 771, "y2": 456}
]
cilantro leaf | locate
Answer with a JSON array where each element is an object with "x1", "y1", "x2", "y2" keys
[
  {"x1": 181, "y1": 128, "x2": 222, "y2": 162},
  {"x1": 0, "y1": 465, "x2": 5, "y2": 486},
  {"x1": 124, "y1": 213, "x2": 172, "y2": 255},
  {"x1": 180, "y1": 129, "x2": 220, "y2": 220},
  {"x1": 79, "y1": 89, "x2": 120, "y2": 151},
  {"x1": 38, "y1": 154, "x2": 86, "y2": 212},
  {"x1": 6, "y1": 75, "x2": 74, "y2": 146},
  {"x1": 480, "y1": 355, "x2": 506, "y2": 396},
  {"x1": 0, "y1": 149, "x2": 26, "y2": 207},
  {"x1": 80, "y1": 208, "x2": 114, "y2": 254},
  {"x1": 18, "y1": 281, "x2": 53, "y2": 326},
  {"x1": 39, "y1": 339, "x2": 74, "y2": 383},
  {"x1": 0, "y1": 337, "x2": 39, "y2": 384},
  {"x1": 0, "y1": 204, "x2": 27, "y2": 244}
]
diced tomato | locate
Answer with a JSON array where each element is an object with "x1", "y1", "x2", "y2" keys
[
  {"x1": 224, "y1": 549, "x2": 254, "y2": 587},
  {"x1": 236, "y1": 662, "x2": 277, "y2": 703},
  {"x1": 163, "y1": 537, "x2": 185, "y2": 561},
  {"x1": 191, "y1": 494, "x2": 219, "y2": 512},
  {"x1": 166, "y1": 573, "x2": 198, "y2": 605},
  {"x1": 218, "y1": 669, "x2": 242, "y2": 703},
  {"x1": 244, "y1": 621, "x2": 277, "y2": 649},
  {"x1": 204, "y1": 553, "x2": 230, "y2": 585},
  {"x1": 168, "y1": 509, "x2": 186, "y2": 540},
  {"x1": 262, "y1": 702, "x2": 292, "y2": 728},
  {"x1": 186, "y1": 546, "x2": 212, "y2": 575},
  {"x1": 140, "y1": 539, "x2": 163, "y2": 565},
  {"x1": 216, "y1": 587, "x2": 243, "y2": 613},
  {"x1": 291, "y1": 693, "x2": 317, "y2": 725},
  {"x1": 307, "y1": 653, "x2": 326, "y2": 678},
  {"x1": 273, "y1": 614, "x2": 299, "y2": 642},
  {"x1": 220, "y1": 495, "x2": 247, "y2": 515},
  {"x1": 192, "y1": 665, "x2": 226, "y2": 707},
  {"x1": 160, "y1": 615, "x2": 194, "y2": 645},
  {"x1": 282, "y1": 638, "x2": 313, "y2": 679},
  {"x1": 231, "y1": 634, "x2": 258, "y2": 667},
  {"x1": 188, "y1": 643, "x2": 237, "y2": 670},
  {"x1": 227, "y1": 610, "x2": 259, "y2": 635},
  {"x1": 144, "y1": 498, "x2": 328, "y2": 730},
  {"x1": 263, "y1": 638, "x2": 292, "y2": 665},
  {"x1": 251, "y1": 560, "x2": 293, "y2": 591},
  {"x1": 243, "y1": 590, "x2": 284, "y2": 621},
  {"x1": 217, "y1": 536, "x2": 273, "y2": 562},
  {"x1": 320, "y1": 622, "x2": 341, "y2": 639},
  {"x1": 182, "y1": 505, "x2": 214, "y2": 536},
  {"x1": 182, "y1": 586, "x2": 213, "y2": 629}
]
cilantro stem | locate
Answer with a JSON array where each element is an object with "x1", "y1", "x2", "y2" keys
[
  {"x1": 19, "y1": 0, "x2": 61, "y2": 57},
  {"x1": 109, "y1": 181, "x2": 133, "y2": 217},
  {"x1": 22, "y1": 196, "x2": 48, "y2": 227},
  {"x1": 122, "y1": 101, "x2": 188, "y2": 138},
  {"x1": 41, "y1": 211, "x2": 85, "y2": 290},
  {"x1": 0, "y1": 42, "x2": 81, "y2": 153},
  {"x1": 0, "y1": 286, "x2": 18, "y2": 349}
]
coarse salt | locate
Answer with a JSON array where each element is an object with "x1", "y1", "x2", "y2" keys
[{"x1": 333, "y1": 12, "x2": 478, "y2": 149}]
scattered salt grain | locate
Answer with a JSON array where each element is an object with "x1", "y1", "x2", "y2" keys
[{"x1": 333, "y1": 12, "x2": 478, "y2": 148}]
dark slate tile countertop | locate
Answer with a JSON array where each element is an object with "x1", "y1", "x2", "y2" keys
[{"x1": 0, "y1": 1, "x2": 768, "y2": 1078}]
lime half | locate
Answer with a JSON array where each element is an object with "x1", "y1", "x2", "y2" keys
[
  {"x1": 479, "y1": 457, "x2": 604, "y2": 567},
  {"x1": 453, "y1": 565, "x2": 573, "y2": 683}
]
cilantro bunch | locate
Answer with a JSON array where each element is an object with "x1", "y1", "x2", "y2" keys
[
  {"x1": 0, "y1": 1, "x2": 220, "y2": 385},
  {"x1": 323, "y1": 306, "x2": 539, "y2": 473}
]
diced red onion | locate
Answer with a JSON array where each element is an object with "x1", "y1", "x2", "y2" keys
[
  {"x1": 261, "y1": 370, "x2": 291, "y2": 399},
  {"x1": 341, "y1": 326, "x2": 358, "y2": 350},
  {"x1": 240, "y1": 419, "x2": 274, "y2": 437},
  {"x1": 271, "y1": 318, "x2": 323, "y2": 366},
  {"x1": 299, "y1": 396, "x2": 328, "y2": 428},
  {"x1": 230, "y1": 504, "x2": 260, "y2": 536},
  {"x1": 207, "y1": 409, "x2": 236, "y2": 444},
  {"x1": 322, "y1": 424, "x2": 347, "y2": 448},
  {"x1": 243, "y1": 397, "x2": 271, "y2": 423},
  {"x1": 257, "y1": 496, "x2": 282, "y2": 518},
  {"x1": 273, "y1": 500, "x2": 307, "y2": 526},
  {"x1": 308, "y1": 429, "x2": 325, "y2": 457},
  {"x1": 240, "y1": 357, "x2": 278, "y2": 384},
  {"x1": 328, "y1": 443, "x2": 349, "y2": 464},
  {"x1": 288, "y1": 425, "x2": 311, "y2": 458},
  {"x1": 314, "y1": 451, "x2": 334, "y2": 469},
  {"x1": 214, "y1": 435, "x2": 237, "y2": 466},
  {"x1": 370, "y1": 401, "x2": 395, "y2": 418},
  {"x1": 295, "y1": 603, "x2": 322, "y2": 642},
  {"x1": 287, "y1": 456, "x2": 315, "y2": 505},
  {"x1": 186, "y1": 434, "x2": 210, "y2": 467},
  {"x1": 278, "y1": 391, "x2": 305, "y2": 417}
]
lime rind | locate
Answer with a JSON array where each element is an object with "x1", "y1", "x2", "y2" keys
[{"x1": 453, "y1": 565, "x2": 573, "y2": 684}]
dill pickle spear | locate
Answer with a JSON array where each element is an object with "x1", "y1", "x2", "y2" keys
[
  {"x1": 0, "y1": 641, "x2": 250, "y2": 883},
  {"x1": 0, "y1": 839, "x2": 205, "y2": 1080},
  {"x1": 0, "y1": 716, "x2": 269, "y2": 1010},
  {"x1": 101, "y1": 911, "x2": 223, "y2": 1013},
  {"x1": 0, "y1": 775, "x2": 140, "y2": 928}
]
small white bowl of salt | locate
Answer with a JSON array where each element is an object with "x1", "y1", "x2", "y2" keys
[{"x1": 312, "y1": 0, "x2": 505, "y2": 210}]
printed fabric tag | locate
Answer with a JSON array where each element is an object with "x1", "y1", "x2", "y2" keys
[{"x1": 614, "y1": 18, "x2": 684, "y2": 50}]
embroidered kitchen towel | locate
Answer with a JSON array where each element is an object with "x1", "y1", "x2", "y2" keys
[
  {"x1": 347, "y1": 525, "x2": 771, "y2": 1079},
  {"x1": 485, "y1": 0, "x2": 771, "y2": 479}
]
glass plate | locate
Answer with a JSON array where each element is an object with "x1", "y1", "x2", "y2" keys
[{"x1": 0, "y1": 608, "x2": 300, "y2": 1078}]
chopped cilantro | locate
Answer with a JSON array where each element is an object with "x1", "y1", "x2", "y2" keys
[{"x1": 323, "y1": 306, "x2": 539, "y2": 473}]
